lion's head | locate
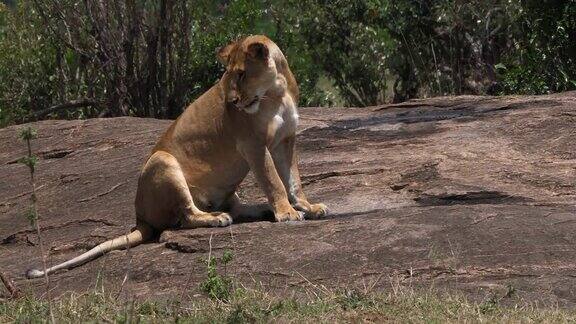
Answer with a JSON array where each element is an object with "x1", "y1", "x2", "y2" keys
[{"x1": 217, "y1": 35, "x2": 287, "y2": 114}]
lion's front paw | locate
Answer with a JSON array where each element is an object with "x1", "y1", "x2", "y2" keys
[
  {"x1": 274, "y1": 207, "x2": 304, "y2": 222},
  {"x1": 304, "y1": 203, "x2": 328, "y2": 219}
]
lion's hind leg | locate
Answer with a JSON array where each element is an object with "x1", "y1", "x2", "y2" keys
[
  {"x1": 139, "y1": 151, "x2": 232, "y2": 230},
  {"x1": 179, "y1": 208, "x2": 232, "y2": 228}
]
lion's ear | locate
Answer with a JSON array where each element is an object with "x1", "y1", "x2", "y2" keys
[
  {"x1": 217, "y1": 42, "x2": 235, "y2": 65},
  {"x1": 246, "y1": 42, "x2": 269, "y2": 61}
]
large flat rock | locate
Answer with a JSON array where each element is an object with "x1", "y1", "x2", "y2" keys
[{"x1": 1, "y1": 93, "x2": 575, "y2": 306}]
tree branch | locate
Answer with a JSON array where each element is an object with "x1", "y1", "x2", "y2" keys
[
  {"x1": 1, "y1": 269, "x2": 20, "y2": 299},
  {"x1": 31, "y1": 99, "x2": 99, "y2": 120}
]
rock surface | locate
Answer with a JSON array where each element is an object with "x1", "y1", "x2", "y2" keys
[{"x1": 1, "y1": 93, "x2": 575, "y2": 305}]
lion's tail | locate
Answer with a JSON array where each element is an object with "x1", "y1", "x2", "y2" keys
[{"x1": 26, "y1": 221, "x2": 154, "y2": 279}]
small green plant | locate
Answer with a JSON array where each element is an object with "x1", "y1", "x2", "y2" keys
[
  {"x1": 504, "y1": 283, "x2": 516, "y2": 299},
  {"x1": 19, "y1": 126, "x2": 54, "y2": 323},
  {"x1": 200, "y1": 249, "x2": 234, "y2": 302},
  {"x1": 479, "y1": 295, "x2": 499, "y2": 315},
  {"x1": 226, "y1": 303, "x2": 255, "y2": 324},
  {"x1": 336, "y1": 289, "x2": 374, "y2": 311}
]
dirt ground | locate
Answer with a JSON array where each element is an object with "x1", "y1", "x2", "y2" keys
[{"x1": 1, "y1": 93, "x2": 575, "y2": 306}]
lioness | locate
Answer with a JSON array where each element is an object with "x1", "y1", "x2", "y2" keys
[{"x1": 27, "y1": 35, "x2": 327, "y2": 279}]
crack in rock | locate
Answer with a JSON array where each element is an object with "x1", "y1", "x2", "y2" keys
[
  {"x1": 6, "y1": 148, "x2": 74, "y2": 164},
  {"x1": 414, "y1": 190, "x2": 531, "y2": 206},
  {"x1": 400, "y1": 266, "x2": 540, "y2": 280},
  {"x1": 2, "y1": 218, "x2": 118, "y2": 245},
  {"x1": 164, "y1": 241, "x2": 206, "y2": 254},
  {"x1": 77, "y1": 182, "x2": 127, "y2": 203},
  {"x1": 41, "y1": 149, "x2": 74, "y2": 159},
  {"x1": 302, "y1": 168, "x2": 387, "y2": 186}
]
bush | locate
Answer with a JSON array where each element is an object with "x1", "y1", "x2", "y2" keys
[
  {"x1": 497, "y1": 0, "x2": 576, "y2": 94},
  {"x1": 0, "y1": 0, "x2": 574, "y2": 126},
  {"x1": 0, "y1": 2, "x2": 61, "y2": 126}
]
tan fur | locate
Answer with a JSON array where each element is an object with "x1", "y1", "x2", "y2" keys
[{"x1": 26, "y1": 35, "x2": 327, "y2": 279}]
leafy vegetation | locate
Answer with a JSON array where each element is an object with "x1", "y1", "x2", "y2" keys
[
  {"x1": 200, "y1": 249, "x2": 235, "y2": 302},
  {"x1": 496, "y1": 0, "x2": 576, "y2": 94},
  {"x1": 0, "y1": 0, "x2": 574, "y2": 126}
]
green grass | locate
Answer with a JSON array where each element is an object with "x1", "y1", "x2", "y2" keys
[{"x1": 2, "y1": 285, "x2": 575, "y2": 323}]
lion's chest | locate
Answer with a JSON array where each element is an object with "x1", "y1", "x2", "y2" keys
[{"x1": 267, "y1": 94, "x2": 299, "y2": 147}]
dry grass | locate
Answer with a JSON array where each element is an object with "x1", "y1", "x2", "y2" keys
[{"x1": 2, "y1": 283, "x2": 575, "y2": 323}]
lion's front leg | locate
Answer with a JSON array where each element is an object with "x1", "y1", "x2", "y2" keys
[
  {"x1": 238, "y1": 142, "x2": 303, "y2": 222},
  {"x1": 271, "y1": 136, "x2": 328, "y2": 219}
]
